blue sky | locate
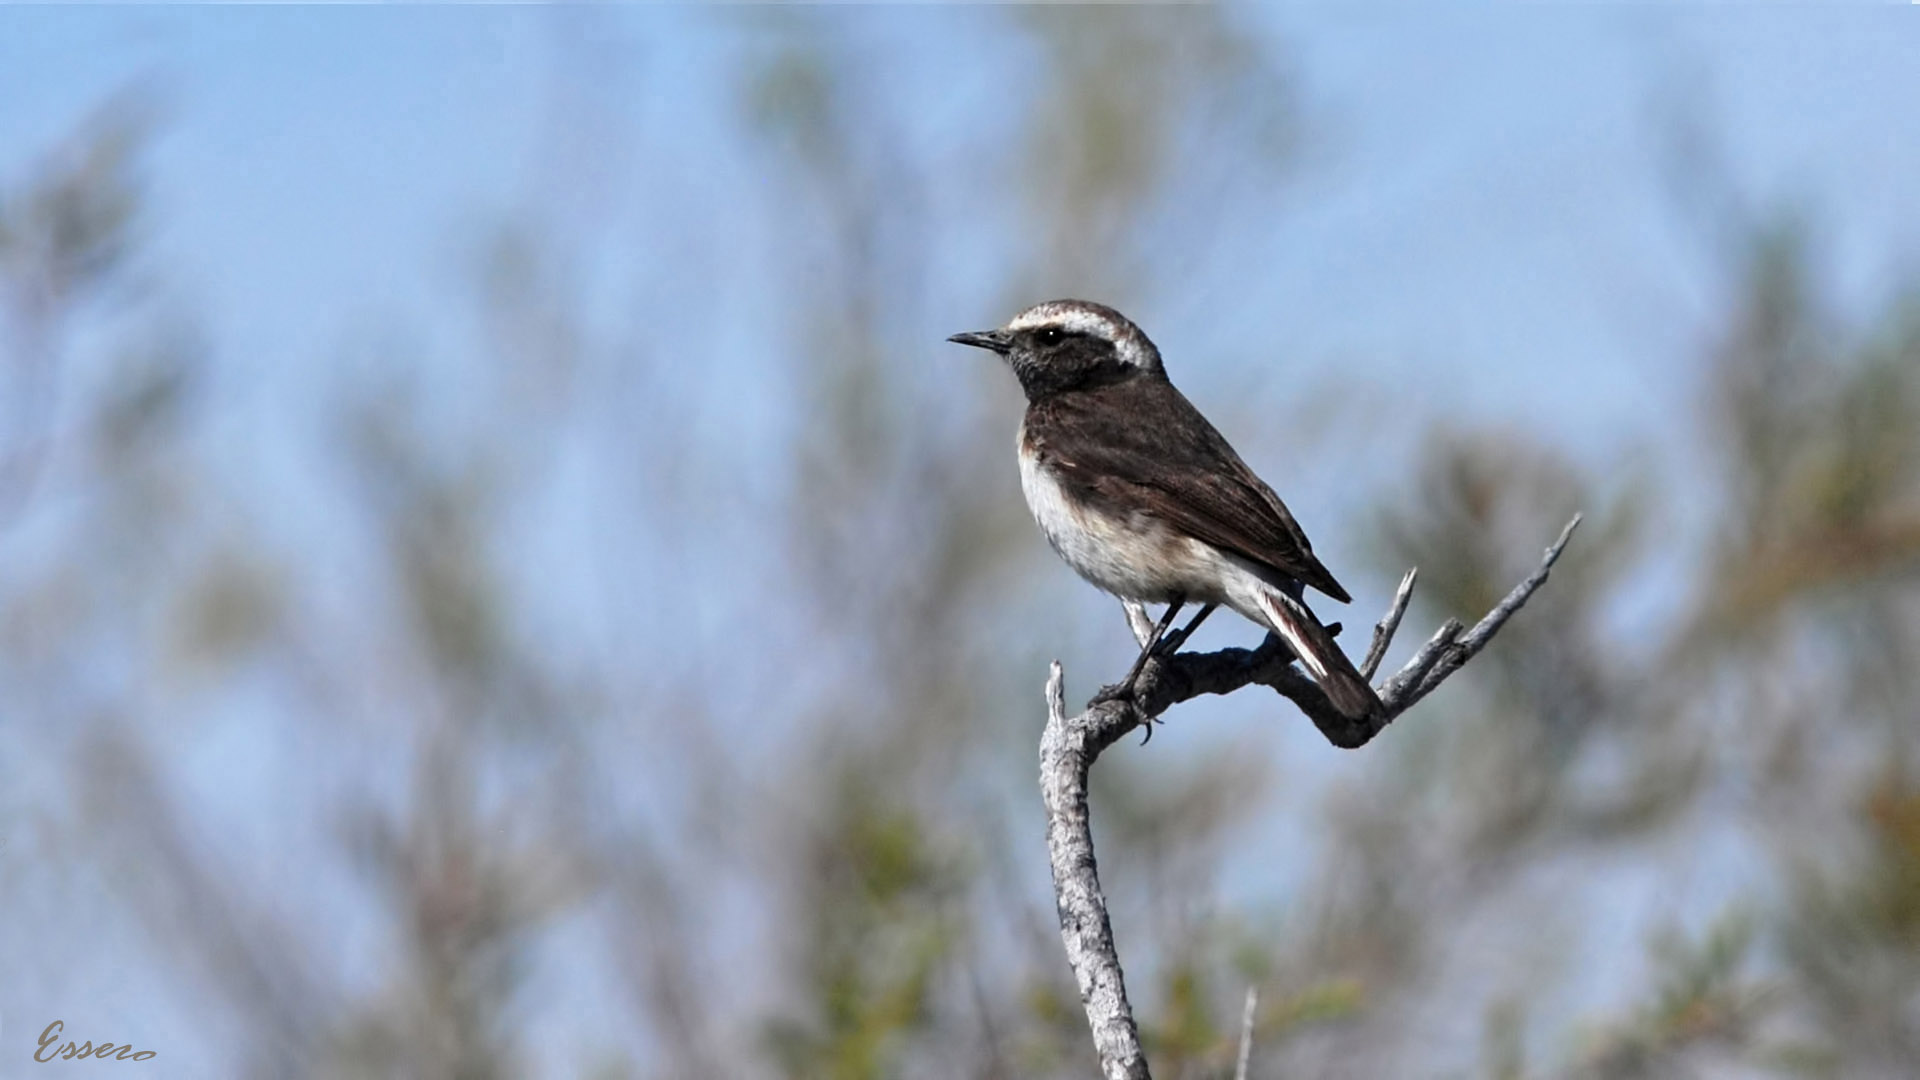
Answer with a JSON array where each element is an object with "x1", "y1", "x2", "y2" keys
[
  {"x1": 7, "y1": 8, "x2": 1915, "y2": 435},
  {"x1": 8, "y1": 7, "x2": 1915, "y2": 517}
]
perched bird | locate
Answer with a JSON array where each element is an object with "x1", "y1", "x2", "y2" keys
[{"x1": 949, "y1": 299, "x2": 1381, "y2": 720}]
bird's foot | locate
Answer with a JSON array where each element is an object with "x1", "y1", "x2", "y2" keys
[
  {"x1": 1090, "y1": 674, "x2": 1167, "y2": 745},
  {"x1": 1091, "y1": 677, "x2": 1140, "y2": 708}
]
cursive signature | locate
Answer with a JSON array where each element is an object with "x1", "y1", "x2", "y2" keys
[{"x1": 34, "y1": 1021, "x2": 156, "y2": 1063}]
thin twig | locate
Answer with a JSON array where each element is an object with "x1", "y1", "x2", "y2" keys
[
  {"x1": 1377, "y1": 617, "x2": 1464, "y2": 710},
  {"x1": 1361, "y1": 568, "x2": 1417, "y2": 681},
  {"x1": 1418, "y1": 513, "x2": 1583, "y2": 694},
  {"x1": 1396, "y1": 513, "x2": 1582, "y2": 710}
]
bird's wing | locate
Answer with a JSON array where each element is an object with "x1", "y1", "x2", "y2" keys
[{"x1": 1031, "y1": 382, "x2": 1353, "y2": 604}]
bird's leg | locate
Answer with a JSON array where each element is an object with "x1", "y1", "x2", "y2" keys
[
  {"x1": 1155, "y1": 602, "x2": 1217, "y2": 658},
  {"x1": 1100, "y1": 597, "x2": 1185, "y2": 704},
  {"x1": 1123, "y1": 601, "x2": 1219, "y2": 746}
]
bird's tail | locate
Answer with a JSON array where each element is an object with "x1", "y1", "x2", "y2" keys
[{"x1": 1255, "y1": 587, "x2": 1382, "y2": 721}]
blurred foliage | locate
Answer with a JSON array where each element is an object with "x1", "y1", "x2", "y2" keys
[
  {"x1": 763, "y1": 771, "x2": 967, "y2": 1080},
  {"x1": 1696, "y1": 222, "x2": 1920, "y2": 653},
  {"x1": 1573, "y1": 912, "x2": 1776, "y2": 1079},
  {"x1": 0, "y1": 89, "x2": 144, "y2": 310},
  {"x1": 3, "y1": 12, "x2": 1919, "y2": 1080}
]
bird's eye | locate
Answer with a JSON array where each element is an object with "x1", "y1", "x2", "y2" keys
[{"x1": 1036, "y1": 328, "x2": 1064, "y2": 346}]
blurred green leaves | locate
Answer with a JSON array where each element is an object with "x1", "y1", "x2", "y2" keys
[
  {"x1": 1698, "y1": 223, "x2": 1920, "y2": 644},
  {"x1": 1575, "y1": 912, "x2": 1775, "y2": 1079},
  {"x1": 764, "y1": 772, "x2": 968, "y2": 1080}
]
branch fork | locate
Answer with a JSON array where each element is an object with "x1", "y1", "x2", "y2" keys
[{"x1": 1039, "y1": 515, "x2": 1582, "y2": 1079}]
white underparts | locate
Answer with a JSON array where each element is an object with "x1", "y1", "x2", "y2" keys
[
  {"x1": 1019, "y1": 436, "x2": 1317, "y2": 659},
  {"x1": 1019, "y1": 441, "x2": 1182, "y2": 603}
]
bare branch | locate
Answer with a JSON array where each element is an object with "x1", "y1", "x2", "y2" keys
[
  {"x1": 1040, "y1": 662, "x2": 1151, "y2": 1080},
  {"x1": 1038, "y1": 517, "x2": 1582, "y2": 1076},
  {"x1": 1235, "y1": 985, "x2": 1259, "y2": 1080},
  {"x1": 1361, "y1": 568, "x2": 1418, "y2": 680},
  {"x1": 1409, "y1": 512, "x2": 1584, "y2": 704},
  {"x1": 1376, "y1": 617, "x2": 1465, "y2": 710}
]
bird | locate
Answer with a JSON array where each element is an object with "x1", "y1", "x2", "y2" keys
[{"x1": 949, "y1": 299, "x2": 1381, "y2": 720}]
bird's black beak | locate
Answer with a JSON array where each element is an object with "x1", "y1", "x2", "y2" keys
[{"x1": 947, "y1": 329, "x2": 1012, "y2": 355}]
